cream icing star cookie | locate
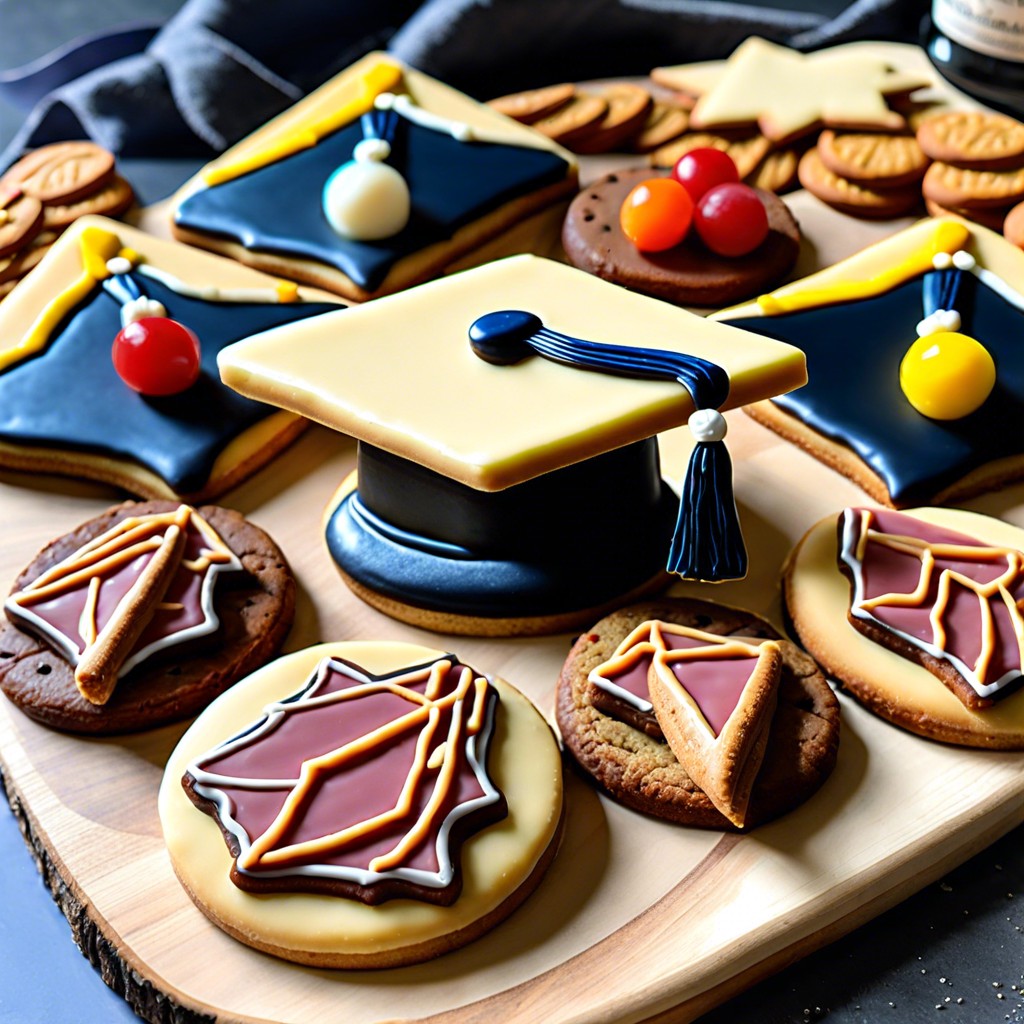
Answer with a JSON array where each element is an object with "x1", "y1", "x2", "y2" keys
[{"x1": 654, "y1": 38, "x2": 928, "y2": 143}]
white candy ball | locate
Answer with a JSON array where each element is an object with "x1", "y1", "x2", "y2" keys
[
  {"x1": 322, "y1": 160, "x2": 411, "y2": 241},
  {"x1": 688, "y1": 408, "x2": 727, "y2": 443}
]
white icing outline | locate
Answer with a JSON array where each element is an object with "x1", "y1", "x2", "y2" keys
[
  {"x1": 375, "y1": 92, "x2": 477, "y2": 142},
  {"x1": 588, "y1": 670, "x2": 654, "y2": 714},
  {"x1": 839, "y1": 508, "x2": 1020, "y2": 699},
  {"x1": 188, "y1": 655, "x2": 503, "y2": 891},
  {"x1": 4, "y1": 508, "x2": 243, "y2": 678},
  {"x1": 134, "y1": 264, "x2": 302, "y2": 305}
]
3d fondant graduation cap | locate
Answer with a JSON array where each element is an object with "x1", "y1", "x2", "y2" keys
[{"x1": 219, "y1": 256, "x2": 805, "y2": 635}]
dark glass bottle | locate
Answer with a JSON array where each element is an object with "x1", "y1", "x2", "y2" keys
[{"x1": 923, "y1": 0, "x2": 1024, "y2": 117}]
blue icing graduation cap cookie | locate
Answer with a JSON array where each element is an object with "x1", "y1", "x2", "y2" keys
[
  {"x1": 716, "y1": 218, "x2": 1024, "y2": 508},
  {"x1": 0, "y1": 216, "x2": 342, "y2": 499},
  {"x1": 171, "y1": 54, "x2": 577, "y2": 302},
  {"x1": 219, "y1": 255, "x2": 806, "y2": 636}
]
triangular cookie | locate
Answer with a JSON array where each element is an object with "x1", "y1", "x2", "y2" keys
[{"x1": 647, "y1": 624, "x2": 781, "y2": 827}]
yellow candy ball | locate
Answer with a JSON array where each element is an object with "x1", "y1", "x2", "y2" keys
[{"x1": 899, "y1": 332, "x2": 996, "y2": 420}]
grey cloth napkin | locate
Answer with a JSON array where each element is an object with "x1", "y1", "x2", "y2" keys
[{"x1": 0, "y1": 0, "x2": 920, "y2": 170}]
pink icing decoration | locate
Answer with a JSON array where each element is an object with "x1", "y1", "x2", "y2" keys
[
  {"x1": 665, "y1": 654, "x2": 755, "y2": 737},
  {"x1": 191, "y1": 656, "x2": 500, "y2": 878}
]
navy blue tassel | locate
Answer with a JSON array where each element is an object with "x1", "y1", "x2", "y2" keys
[
  {"x1": 669, "y1": 437, "x2": 747, "y2": 581},
  {"x1": 468, "y1": 309, "x2": 747, "y2": 582}
]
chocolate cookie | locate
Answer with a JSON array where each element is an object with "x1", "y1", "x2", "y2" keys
[
  {"x1": 562, "y1": 168, "x2": 800, "y2": 308},
  {"x1": 0, "y1": 501, "x2": 294, "y2": 734},
  {"x1": 556, "y1": 599, "x2": 840, "y2": 829}
]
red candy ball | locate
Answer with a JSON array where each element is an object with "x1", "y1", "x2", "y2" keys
[
  {"x1": 672, "y1": 147, "x2": 741, "y2": 204},
  {"x1": 112, "y1": 317, "x2": 201, "y2": 396},
  {"x1": 694, "y1": 183, "x2": 769, "y2": 257},
  {"x1": 619, "y1": 177, "x2": 694, "y2": 252}
]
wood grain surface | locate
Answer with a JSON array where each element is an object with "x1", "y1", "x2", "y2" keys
[{"x1": 0, "y1": 42, "x2": 1022, "y2": 1024}]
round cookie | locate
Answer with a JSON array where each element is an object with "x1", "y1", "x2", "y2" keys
[
  {"x1": 922, "y1": 160, "x2": 1024, "y2": 210},
  {"x1": 487, "y1": 83, "x2": 575, "y2": 124},
  {"x1": 1006, "y1": 199, "x2": 1024, "y2": 249},
  {"x1": 797, "y1": 148, "x2": 922, "y2": 219},
  {"x1": 746, "y1": 147, "x2": 800, "y2": 193},
  {"x1": 159, "y1": 641, "x2": 564, "y2": 968},
  {"x1": 2, "y1": 141, "x2": 116, "y2": 205},
  {"x1": 784, "y1": 507, "x2": 1024, "y2": 749},
  {"x1": 531, "y1": 93, "x2": 609, "y2": 147},
  {"x1": 628, "y1": 102, "x2": 690, "y2": 153},
  {"x1": 572, "y1": 84, "x2": 653, "y2": 155},
  {"x1": 0, "y1": 500, "x2": 295, "y2": 734},
  {"x1": 817, "y1": 129, "x2": 929, "y2": 188},
  {"x1": 0, "y1": 194, "x2": 43, "y2": 258},
  {"x1": 556, "y1": 599, "x2": 840, "y2": 829},
  {"x1": 916, "y1": 110, "x2": 1024, "y2": 170},
  {"x1": 562, "y1": 167, "x2": 800, "y2": 308}
]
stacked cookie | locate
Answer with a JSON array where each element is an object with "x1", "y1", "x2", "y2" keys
[
  {"x1": 918, "y1": 111, "x2": 1024, "y2": 238},
  {"x1": 0, "y1": 141, "x2": 133, "y2": 301},
  {"x1": 490, "y1": 82, "x2": 694, "y2": 156},
  {"x1": 797, "y1": 129, "x2": 928, "y2": 218},
  {"x1": 791, "y1": 110, "x2": 1024, "y2": 228}
]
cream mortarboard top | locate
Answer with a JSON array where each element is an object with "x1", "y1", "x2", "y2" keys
[
  {"x1": 219, "y1": 255, "x2": 805, "y2": 491},
  {"x1": 219, "y1": 256, "x2": 805, "y2": 636}
]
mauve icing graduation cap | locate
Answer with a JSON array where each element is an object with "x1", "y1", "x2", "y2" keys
[{"x1": 218, "y1": 255, "x2": 806, "y2": 634}]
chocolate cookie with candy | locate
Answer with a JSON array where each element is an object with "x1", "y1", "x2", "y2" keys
[{"x1": 562, "y1": 149, "x2": 800, "y2": 308}]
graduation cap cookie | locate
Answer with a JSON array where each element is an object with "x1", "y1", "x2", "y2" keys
[
  {"x1": 219, "y1": 255, "x2": 805, "y2": 635},
  {"x1": 717, "y1": 217, "x2": 1024, "y2": 508},
  {"x1": 171, "y1": 53, "x2": 577, "y2": 302},
  {"x1": 0, "y1": 216, "x2": 341, "y2": 499}
]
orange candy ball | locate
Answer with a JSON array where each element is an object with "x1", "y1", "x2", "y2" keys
[{"x1": 619, "y1": 177, "x2": 693, "y2": 252}]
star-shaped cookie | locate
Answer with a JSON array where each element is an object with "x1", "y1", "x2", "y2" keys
[{"x1": 655, "y1": 38, "x2": 928, "y2": 143}]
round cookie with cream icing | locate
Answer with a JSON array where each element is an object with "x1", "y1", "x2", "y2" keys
[
  {"x1": 556, "y1": 599, "x2": 840, "y2": 829},
  {"x1": 784, "y1": 506, "x2": 1024, "y2": 749},
  {"x1": 0, "y1": 500, "x2": 294, "y2": 734},
  {"x1": 159, "y1": 641, "x2": 564, "y2": 968}
]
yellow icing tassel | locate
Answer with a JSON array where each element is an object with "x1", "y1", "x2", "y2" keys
[
  {"x1": 202, "y1": 60, "x2": 405, "y2": 187},
  {"x1": 0, "y1": 226, "x2": 122, "y2": 373},
  {"x1": 757, "y1": 220, "x2": 971, "y2": 315}
]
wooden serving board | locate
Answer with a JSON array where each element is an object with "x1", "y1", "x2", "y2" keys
[{"x1": 0, "y1": 42, "x2": 1022, "y2": 1024}]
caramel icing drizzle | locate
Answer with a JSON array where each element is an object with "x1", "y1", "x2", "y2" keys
[
  {"x1": 5, "y1": 505, "x2": 242, "y2": 702},
  {"x1": 589, "y1": 620, "x2": 768, "y2": 736},
  {"x1": 841, "y1": 507, "x2": 1024, "y2": 700},
  {"x1": 185, "y1": 654, "x2": 504, "y2": 897}
]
